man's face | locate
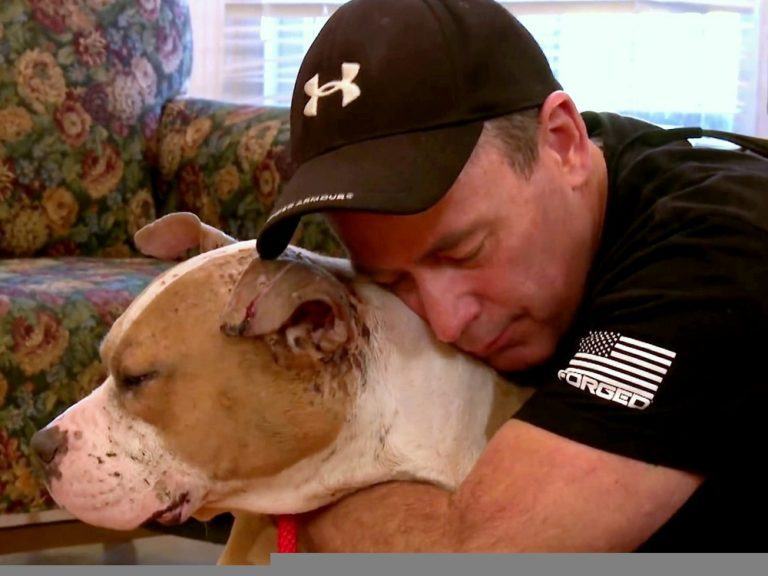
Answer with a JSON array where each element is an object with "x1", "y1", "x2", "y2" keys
[{"x1": 328, "y1": 133, "x2": 600, "y2": 372}]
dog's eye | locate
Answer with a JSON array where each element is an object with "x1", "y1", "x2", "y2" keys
[{"x1": 121, "y1": 372, "x2": 157, "y2": 389}]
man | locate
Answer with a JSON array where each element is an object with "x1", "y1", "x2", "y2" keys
[{"x1": 256, "y1": 0, "x2": 768, "y2": 551}]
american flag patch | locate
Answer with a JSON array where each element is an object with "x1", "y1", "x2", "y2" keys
[{"x1": 556, "y1": 331, "x2": 676, "y2": 410}]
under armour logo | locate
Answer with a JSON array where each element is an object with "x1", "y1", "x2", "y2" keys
[{"x1": 303, "y1": 63, "x2": 361, "y2": 117}]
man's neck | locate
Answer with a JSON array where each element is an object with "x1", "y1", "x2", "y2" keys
[{"x1": 586, "y1": 141, "x2": 610, "y2": 259}]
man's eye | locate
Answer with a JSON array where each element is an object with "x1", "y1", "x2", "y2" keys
[
  {"x1": 446, "y1": 240, "x2": 485, "y2": 263},
  {"x1": 121, "y1": 372, "x2": 157, "y2": 389},
  {"x1": 372, "y1": 273, "x2": 405, "y2": 288},
  {"x1": 377, "y1": 274, "x2": 415, "y2": 295}
]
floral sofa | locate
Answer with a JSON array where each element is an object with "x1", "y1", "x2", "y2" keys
[{"x1": 0, "y1": 0, "x2": 341, "y2": 536}]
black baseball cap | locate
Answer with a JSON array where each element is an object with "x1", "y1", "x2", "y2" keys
[{"x1": 256, "y1": 0, "x2": 561, "y2": 260}]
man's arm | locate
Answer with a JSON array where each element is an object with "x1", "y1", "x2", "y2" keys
[{"x1": 300, "y1": 419, "x2": 703, "y2": 552}]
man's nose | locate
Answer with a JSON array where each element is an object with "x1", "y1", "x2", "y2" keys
[
  {"x1": 416, "y1": 273, "x2": 478, "y2": 344},
  {"x1": 31, "y1": 426, "x2": 68, "y2": 465}
]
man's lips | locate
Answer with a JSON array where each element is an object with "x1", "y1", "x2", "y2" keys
[
  {"x1": 468, "y1": 314, "x2": 530, "y2": 358},
  {"x1": 468, "y1": 323, "x2": 513, "y2": 358},
  {"x1": 479, "y1": 329, "x2": 508, "y2": 357}
]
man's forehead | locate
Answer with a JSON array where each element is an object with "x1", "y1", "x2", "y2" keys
[
  {"x1": 328, "y1": 211, "x2": 482, "y2": 276},
  {"x1": 326, "y1": 211, "x2": 420, "y2": 259}
]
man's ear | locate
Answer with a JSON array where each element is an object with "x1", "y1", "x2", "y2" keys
[
  {"x1": 220, "y1": 253, "x2": 356, "y2": 367},
  {"x1": 134, "y1": 212, "x2": 238, "y2": 260},
  {"x1": 538, "y1": 91, "x2": 592, "y2": 188}
]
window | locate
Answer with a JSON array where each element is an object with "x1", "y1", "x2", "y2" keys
[{"x1": 187, "y1": 0, "x2": 768, "y2": 135}]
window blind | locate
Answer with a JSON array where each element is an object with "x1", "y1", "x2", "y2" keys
[{"x1": 187, "y1": 0, "x2": 765, "y2": 134}]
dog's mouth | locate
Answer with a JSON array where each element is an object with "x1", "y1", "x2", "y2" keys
[{"x1": 144, "y1": 491, "x2": 192, "y2": 526}]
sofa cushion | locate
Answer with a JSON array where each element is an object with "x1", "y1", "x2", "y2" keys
[
  {"x1": 0, "y1": 256, "x2": 171, "y2": 513},
  {"x1": 155, "y1": 99, "x2": 346, "y2": 257},
  {"x1": 0, "y1": 0, "x2": 193, "y2": 257}
]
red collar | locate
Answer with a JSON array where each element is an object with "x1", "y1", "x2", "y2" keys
[{"x1": 276, "y1": 514, "x2": 299, "y2": 553}]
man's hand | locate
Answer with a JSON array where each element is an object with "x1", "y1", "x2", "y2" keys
[{"x1": 300, "y1": 419, "x2": 703, "y2": 552}]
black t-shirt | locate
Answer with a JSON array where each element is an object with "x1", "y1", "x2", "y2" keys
[{"x1": 513, "y1": 111, "x2": 768, "y2": 551}]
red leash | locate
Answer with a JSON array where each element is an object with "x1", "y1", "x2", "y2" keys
[{"x1": 276, "y1": 514, "x2": 299, "y2": 553}]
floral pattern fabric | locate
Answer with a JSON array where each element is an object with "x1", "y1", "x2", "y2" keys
[
  {"x1": 0, "y1": 1, "x2": 345, "y2": 519},
  {"x1": 0, "y1": 257, "x2": 171, "y2": 513},
  {"x1": 155, "y1": 98, "x2": 345, "y2": 257},
  {"x1": 0, "y1": 0, "x2": 193, "y2": 257}
]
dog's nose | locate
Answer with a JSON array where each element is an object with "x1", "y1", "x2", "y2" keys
[{"x1": 31, "y1": 426, "x2": 67, "y2": 464}]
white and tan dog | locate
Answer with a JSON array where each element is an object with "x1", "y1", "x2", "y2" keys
[{"x1": 31, "y1": 213, "x2": 531, "y2": 563}]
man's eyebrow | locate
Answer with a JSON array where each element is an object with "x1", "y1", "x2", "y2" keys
[
  {"x1": 353, "y1": 261, "x2": 392, "y2": 279},
  {"x1": 352, "y1": 262, "x2": 375, "y2": 276},
  {"x1": 418, "y1": 226, "x2": 478, "y2": 262}
]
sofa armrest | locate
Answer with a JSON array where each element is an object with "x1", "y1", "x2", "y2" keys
[
  {"x1": 0, "y1": 0, "x2": 194, "y2": 258},
  {"x1": 154, "y1": 98, "x2": 344, "y2": 257}
]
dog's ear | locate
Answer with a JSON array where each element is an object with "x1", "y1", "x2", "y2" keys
[
  {"x1": 220, "y1": 256, "x2": 354, "y2": 366},
  {"x1": 134, "y1": 212, "x2": 237, "y2": 260}
]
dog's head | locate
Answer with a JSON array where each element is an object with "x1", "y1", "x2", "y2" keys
[{"x1": 32, "y1": 213, "x2": 365, "y2": 529}]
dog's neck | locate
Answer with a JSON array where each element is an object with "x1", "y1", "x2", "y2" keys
[{"x1": 205, "y1": 282, "x2": 522, "y2": 516}]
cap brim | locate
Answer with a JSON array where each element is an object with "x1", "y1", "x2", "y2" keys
[{"x1": 256, "y1": 121, "x2": 483, "y2": 259}]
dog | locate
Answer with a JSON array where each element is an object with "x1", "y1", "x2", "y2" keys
[{"x1": 31, "y1": 212, "x2": 532, "y2": 563}]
